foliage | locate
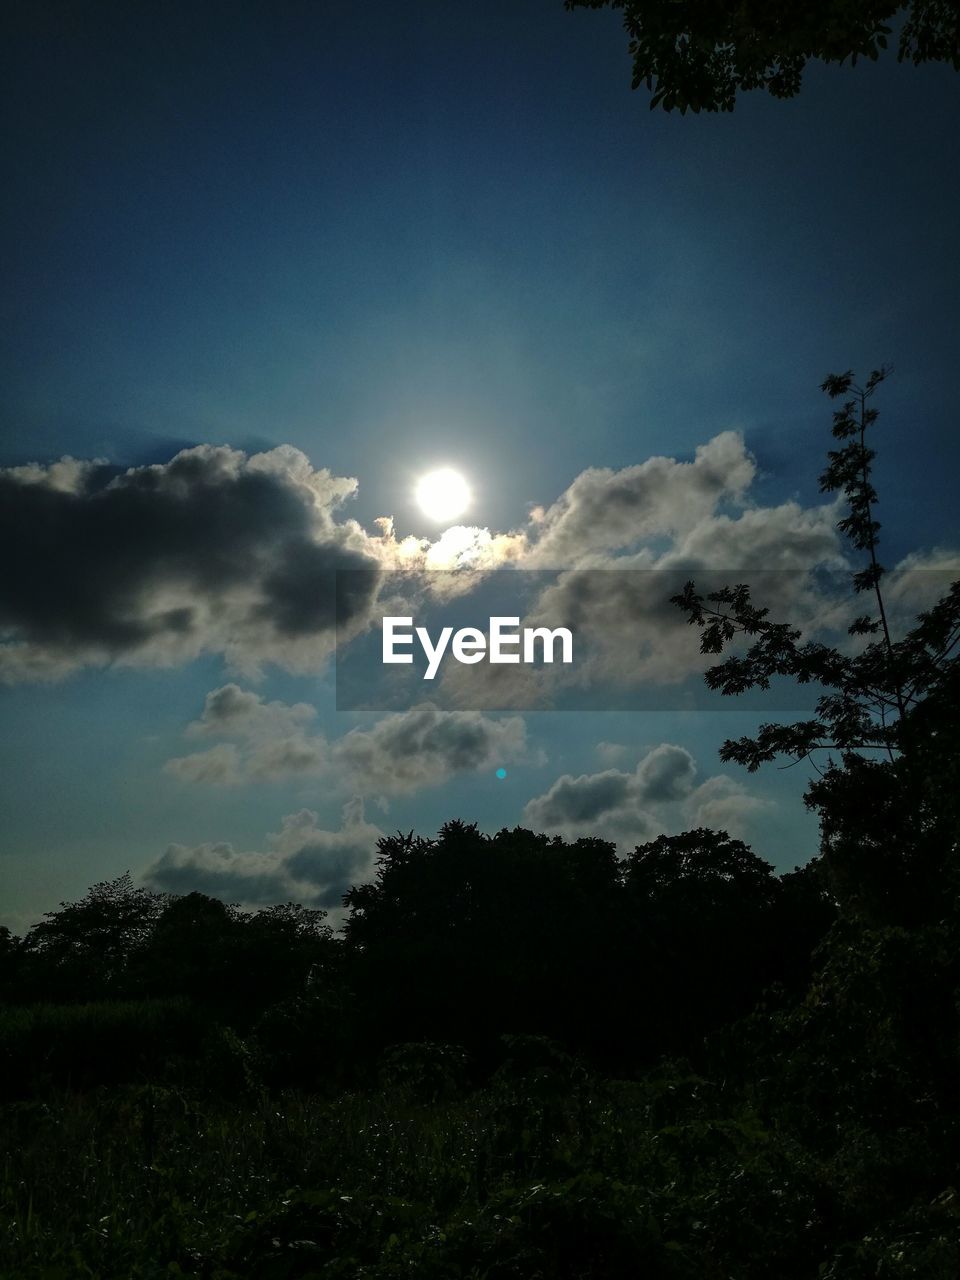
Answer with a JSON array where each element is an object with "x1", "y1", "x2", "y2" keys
[
  {"x1": 339, "y1": 820, "x2": 822, "y2": 1070},
  {"x1": 18, "y1": 873, "x2": 163, "y2": 1001},
  {"x1": 4, "y1": 1062, "x2": 960, "y2": 1278},
  {"x1": 0, "y1": 999, "x2": 207, "y2": 1098},
  {"x1": 621, "y1": 829, "x2": 789, "y2": 1049},
  {"x1": 565, "y1": 1, "x2": 960, "y2": 112},
  {"x1": 671, "y1": 369, "x2": 960, "y2": 924},
  {"x1": 2, "y1": 361, "x2": 957, "y2": 1276},
  {"x1": 342, "y1": 821, "x2": 626, "y2": 1062},
  {"x1": 6, "y1": 881, "x2": 336, "y2": 1026},
  {"x1": 0, "y1": 823, "x2": 832, "y2": 1089},
  {"x1": 378, "y1": 1041, "x2": 470, "y2": 1103}
]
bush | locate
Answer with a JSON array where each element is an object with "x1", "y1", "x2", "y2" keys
[
  {"x1": 377, "y1": 1041, "x2": 470, "y2": 1103},
  {"x1": 0, "y1": 999, "x2": 206, "y2": 1097}
]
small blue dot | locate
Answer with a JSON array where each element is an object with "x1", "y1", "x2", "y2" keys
[{"x1": 495, "y1": 767, "x2": 507, "y2": 780}]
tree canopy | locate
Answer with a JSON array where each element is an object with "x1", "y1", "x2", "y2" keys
[
  {"x1": 671, "y1": 368, "x2": 960, "y2": 925},
  {"x1": 566, "y1": 1, "x2": 960, "y2": 112}
]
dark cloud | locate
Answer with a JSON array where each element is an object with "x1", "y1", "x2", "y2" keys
[
  {"x1": 522, "y1": 744, "x2": 765, "y2": 847},
  {"x1": 522, "y1": 744, "x2": 696, "y2": 842},
  {"x1": 636, "y1": 742, "x2": 698, "y2": 801},
  {"x1": 0, "y1": 445, "x2": 383, "y2": 680},
  {"x1": 195, "y1": 684, "x2": 269, "y2": 730},
  {"x1": 332, "y1": 701, "x2": 532, "y2": 794},
  {"x1": 145, "y1": 842, "x2": 295, "y2": 904},
  {"x1": 163, "y1": 688, "x2": 529, "y2": 794},
  {"x1": 525, "y1": 769, "x2": 632, "y2": 826}
]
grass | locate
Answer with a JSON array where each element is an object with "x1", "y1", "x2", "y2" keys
[
  {"x1": 0, "y1": 1075, "x2": 713, "y2": 1278},
  {"x1": 3, "y1": 1067, "x2": 960, "y2": 1277}
]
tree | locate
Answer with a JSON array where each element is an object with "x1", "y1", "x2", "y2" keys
[
  {"x1": 233, "y1": 902, "x2": 336, "y2": 1020},
  {"x1": 0, "y1": 926, "x2": 21, "y2": 1002},
  {"x1": 621, "y1": 829, "x2": 785, "y2": 1049},
  {"x1": 342, "y1": 821, "x2": 625, "y2": 1063},
  {"x1": 566, "y1": 1, "x2": 960, "y2": 112},
  {"x1": 21, "y1": 872, "x2": 164, "y2": 1000},
  {"x1": 671, "y1": 369, "x2": 960, "y2": 922},
  {"x1": 339, "y1": 819, "x2": 825, "y2": 1070},
  {"x1": 134, "y1": 893, "x2": 335, "y2": 1022},
  {"x1": 133, "y1": 891, "x2": 243, "y2": 1008}
]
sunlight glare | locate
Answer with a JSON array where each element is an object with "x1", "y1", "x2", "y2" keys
[{"x1": 415, "y1": 467, "x2": 471, "y2": 523}]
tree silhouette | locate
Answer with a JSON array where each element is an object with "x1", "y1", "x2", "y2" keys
[
  {"x1": 339, "y1": 820, "x2": 825, "y2": 1069},
  {"x1": 671, "y1": 369, "x2": 960, "y2": 923},
  {"x1": 566, "y1": 1, "x2": 960, "y2": 112},
  {"x1": 20, "y1": 872, "x2": 163, "y2": 1000},
  {"x1": 671, "y1": 369, "x2": 959, "y2": 773},
  {"x1": 621, "y1": 829, "x2": 783, "y2": 1050},
  {"x1": 130, "y1": 894, "x2": 335, "y2": 1024},
  {"x1": 342, "y1": 821, "x2": 625, "y2": 1061}
]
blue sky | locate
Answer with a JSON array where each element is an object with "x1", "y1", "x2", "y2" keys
[{"x1": 1, "y1": 1, "x2": 958, "y2": 930}]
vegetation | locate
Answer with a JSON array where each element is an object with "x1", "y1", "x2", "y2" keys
[
  {"x1": 1, "y1": 370, "x2": 959, "y2": 1276},
  {"x1": 566, "y1": 1, "x2": 960, "y2": 112}
]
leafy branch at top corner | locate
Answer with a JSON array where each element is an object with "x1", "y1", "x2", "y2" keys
[{"x1": 564, "y1": 2, "x2": 960, "y2": 114}]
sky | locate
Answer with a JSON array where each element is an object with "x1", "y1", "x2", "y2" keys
[{"x1": 1, "y1": 0, "x2": 958, "y2": 932}]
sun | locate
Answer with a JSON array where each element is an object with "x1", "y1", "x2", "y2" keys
[{"x1": 415, "y1": 467, "x2": 471, "y2": 523}]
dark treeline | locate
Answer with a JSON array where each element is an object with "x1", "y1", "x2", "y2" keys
[
  {"x1": 2, "y1": 372, "x2": 960, "y2": 1276},
  {"x1": 0, "y1": 824, "x2": 834, "y2": 1093}
]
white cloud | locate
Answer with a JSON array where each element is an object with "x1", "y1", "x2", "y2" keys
[
  {"x1": 4, "y1": 433, "x2": 955, "y2": 702},
  {"x1": 685, "y1": 775, "x2": 772, "y2": 833},
  {"x1": 524, "y1": 432, "x2": 756, "y2": 567},
  {"x1": 164, "y1": 684, "x2": 327, "y2": 785},
  {"x1": 143, "y1": 798, "x2": 383, "y2": 911},
  {"x1": 164, "y1": 742, "x2": 243, "y2": 786},
  {"x1": 522, "y1": 743, "x2": 770, "y2": 848}
]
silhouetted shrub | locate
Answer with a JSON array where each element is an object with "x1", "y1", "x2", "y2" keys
[
  {"x1": 377, "y1": 1041, "x2": 470, "y2": 1103},
  {"x1": 0, "y1": 998, "x2": 205, "y2": 1097}
]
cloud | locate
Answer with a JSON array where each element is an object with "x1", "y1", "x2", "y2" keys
[
  {"x1": 0, "y1": 444, "x2": 384, "y2": 682},
  {"x1": 5, "y1": 432, "x2": 954, "y2": 697},
  {"x1": 636, "y1": 742, "x2": 698, "y2": 801},
  {"x1": 164, "y1": 742, "x2": 243, "y2": 786},
  {"x1": 163, "y1": 688, "x2": 531, "y2": 795},
  {"x1": 164, "y1": 683, "x2": 327, "y2": 785},
  {"x1": 143, "y1": 798, "x2": 383, "y2": 910},
  {"x1": 397, "y1": 522, "x2": 527, "y2": 573},
  {"x1": 147, "y1": 741, "x2": 769, "y2": 912},
  {"x1": 522, "y1": 744, "x2": 768, "y2": 847},
  {"x1": 332, "y1": 701, "x2": 533, "y2": 794},
  {"x1": 524, "y1": 432, "x2": 756, "y2": 567},
  {"x1": 247, "y1": 736, "x2": 327, "y2": 780},
  {"x1": 426, "y1": 437, "x2": 872, "y2": 706},
  {"x1": 512, "y1": 498, "x2": 849, "y2": 692},
  {"x1": 882, "y1": 550, "x2": 960, "y2": 625},
  {"x1": 685, "y1": 775, "x2": 771, "y2": 833},
  {"x1": 188, "y1": 683, "x2": 317, "y2": 737}
]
